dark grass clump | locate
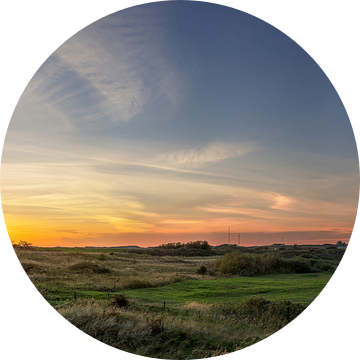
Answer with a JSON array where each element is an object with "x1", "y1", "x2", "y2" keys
[
  {"x1": 112, "y1": 294, "x2": 129, "y2": 308},
  {"x1": 22, "y1": 262, "x2": 45, "y2": 274},
  {"x1": 122, "y1": 279, "x2": 154, "y2": 290},
  {"x1": 68, "y1": 261, "x2": 111, "y2": 274}
]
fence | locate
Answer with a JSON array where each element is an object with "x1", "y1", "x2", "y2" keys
[
  {"x1": 39, "y1": 288, "x2": 167, "y2": 307},
  {"x1": 36, "y1": 288, "x2": 115, "y2": 307}
]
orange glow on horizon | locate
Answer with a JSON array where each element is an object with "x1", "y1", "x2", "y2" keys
[
  {"x1": 3, "y1": 209, "x2": 354, "y2": 248},
  {"x1": 6, "y1": 218, "x2": 353, "y2": 247}
]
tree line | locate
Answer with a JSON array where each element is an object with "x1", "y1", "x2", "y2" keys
[{"x1": 158, "y1": 240, "x2": 211, "y2": 250}]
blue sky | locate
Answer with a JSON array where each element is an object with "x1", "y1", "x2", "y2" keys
[{"x1": 1, "y1": 1, "x2": 358, "y2": 246}]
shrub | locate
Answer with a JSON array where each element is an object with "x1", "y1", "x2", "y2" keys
[
  {"x1": 112, "y1": 294, "x2": 129, "y2": 308},
  {"x1": 239, "y1": 269, "x2": 255, "y2": 277},
  {"x1": 271, "y1": 257, "x2": 312, "y2": 274},
  {"x1": 196, "y1": 265, "x2": 208, "y2": 277},
  {"x1": 214, "y1": 252, "x2": 274, "y2": 275},
  {"x1": 300, "y1": 253, "x2": 316, "y2": 259},
  {"x1": 98, "y1": 253, "x2": 107, "y2": 261},
  {"x1": 215, "y1": 251, "x2": 315, "y2": 275}
]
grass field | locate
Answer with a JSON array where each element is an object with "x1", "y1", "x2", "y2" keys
[
  {"x1": 14, "y1": 246, "x2": 338, "y2": 359},
  {"x1": 124, "y1": 273, "x2": 331, "y2": 306}
]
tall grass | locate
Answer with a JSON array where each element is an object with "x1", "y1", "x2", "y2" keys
[
  {"x1": 14, "y1": 248, "x2": 213, "y2": 298},
  {"x1": 14, "y1": 247, "x2": 331, "y2": 358},
  {"x1": 57, "y1": 295, "x2": 302, "y2": 359}
]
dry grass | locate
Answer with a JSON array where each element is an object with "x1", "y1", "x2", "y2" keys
[
  {"x1": 14, "y1": 248, "x2": 218, "y2": 297},
  {"x1": 13, "y1": 247, "x2": 314, "y2": 359},
  {"x1": 56, "y1": 298, "x2": 266, "y2": 359}
]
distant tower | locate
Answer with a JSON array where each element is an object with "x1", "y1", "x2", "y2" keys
[
  {"x1": 238, "y1": 233, "x2": 240, "y2": 246},
  {"x1": 228, "y1": 227, "x2": 230, "y2": 244}
]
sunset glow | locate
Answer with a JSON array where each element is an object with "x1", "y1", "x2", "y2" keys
[{"x1": 1, "y1": 2, "x2": 358, "y2": 247}]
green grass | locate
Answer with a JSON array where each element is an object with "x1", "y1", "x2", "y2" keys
[
  {"x1": 14, "y1": 246, "x2": 337, "y2": 359},
  {"x1": 117, "y1": 273, "x2": 331, "y2": 306},
  {"x1": 56, "y1": 298, "x2": 266, "y2": 359},
  {"x1": 16, "y1": 247, "x2": 332, "y2": 306}
]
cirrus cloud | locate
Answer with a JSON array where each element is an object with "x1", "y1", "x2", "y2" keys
[{"x1": 154, "y1": 141, "x2": 258, "y2": 169}]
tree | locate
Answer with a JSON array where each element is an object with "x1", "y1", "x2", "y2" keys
[
  {"x1": 196, "y1": 265, "x2": 207, "y2": 279},
  {"x1": 17, "y1": 240, "x2": 32, "y2": 249}
]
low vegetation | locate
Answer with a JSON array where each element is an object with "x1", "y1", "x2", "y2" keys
[
  {"x1": 68, "y1": 261, "x2": 112, "y2": 274},
  {"x1": 159, "y1": 240, "x2": 212, "y2": 250},
  {"x1": 57, "y1": 295, "x2": 304, "y2": 359},
  {"x1": 13, "y1": 243, "x2": 344, "y2": 358},
  {"x1": 214, "y1": 251, "x2": 336, "y2": 276}
]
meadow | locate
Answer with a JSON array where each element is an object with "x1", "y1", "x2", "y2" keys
[{"x1": 14, "y1": 245, "x2": 341, "y2": 359}]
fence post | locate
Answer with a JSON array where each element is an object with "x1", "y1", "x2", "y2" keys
[
  {"x1": 164, "y1": 301, "x2": 166, "y2": 308},
  {"x1": 74, "y1": 291, "x2": 77, "y2": 300}
]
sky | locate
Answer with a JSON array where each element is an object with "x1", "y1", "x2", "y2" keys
[{"x1": 1, "y1": 1, "x2": 358, "y2": 247}]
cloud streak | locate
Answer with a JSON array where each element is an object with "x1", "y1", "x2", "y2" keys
[
  {"x1": 11, "y1": 5, "x2": 185, "y2": 135},
  {"x1": 154, "y1": 141, "x2": 258, "y2": 169},
  {"x1": 1, "y1": 2, "x2": 357, "y2": 247}
]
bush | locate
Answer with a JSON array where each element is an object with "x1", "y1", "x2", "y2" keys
[
  {"x1": 214, "y1": 251, "x2": 315, "y2": 275},
  {"x1": 98, "y1": 253, "x2": 107, "y2": 261},
  {"x1": 272, "y1": 257, "x2": 312, "y2": 274},
  {"x1": 196, "y1": 265, "x2": 208, "y2": 278},
  {"x1": 239, "y1": 269, "x2": 255, "y2": 277},
  {"x1": 112, "y1": 294, "x2": 129, "y2": 308},
  {"x1": 214, "y1": 252, "x2": 274, "y2": 276}
]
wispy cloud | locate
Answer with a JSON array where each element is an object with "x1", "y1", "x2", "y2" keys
[
  {"x1": 2, "y1": 3, "x2": 357, "y2": 247},
  {"x1": 11, "y1": 6, "x2": 185, "y2": 135},
  {"x1": 154, "y1": 141, "x2": 258, "y2": 169}
]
